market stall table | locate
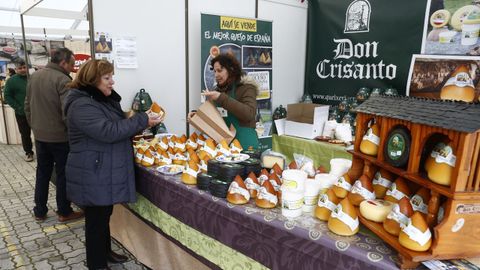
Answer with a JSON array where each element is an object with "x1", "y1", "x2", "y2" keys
[
  {"x1": 112, "y1": 165, "x2": 403, "y2": 270},
  {"x1": 272, "y1": 134, "x2": 352, "y2": 170}
]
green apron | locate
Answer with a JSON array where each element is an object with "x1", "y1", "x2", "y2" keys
[{"x1": 221, "y1": 84, "x2": 259, "y2": 150}]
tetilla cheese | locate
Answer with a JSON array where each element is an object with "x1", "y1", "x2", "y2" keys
[
  {"x1": 372, "y1": 169, "x2": 394, "y2": 199},
  {"x1": 181, "y1": 160, "x2": 199, "y2": 185},
  {"x1": 227, "y1": 175, "x2": 250, "y2": 205},
  {"x1": 399, "y1": 212, "x2": 432, "y2": 252},
  {"x1": 315, "y1": 189, "x2": 340, "y2": 221},
  {"x1": 440, "y1": 64, "x2": 475, "y2": 102},
  {"x1": 384, "y1": 177, "x2": 411, "y2": 204},
  {"x1": 427, "y1": 142, "x2": 456, "y2": 186},
  {"x1": 360, "y1": 123, "x2": 380, "y2": 156},
  {"x1": 332, "y1": 173, "x2": 354, "y2": 199},
  {"x1": 328, "y1": 198, "x2": 359, "y2": 236},
  {"x1": 347, "y1": 175, "x2": 375, "y2": 206},
  {"x1": 262, "y1": 154, "x2": 285, "y2": 169},
  {"x1": 383, "y1": 197, "x2": 414, "y2": 236}
]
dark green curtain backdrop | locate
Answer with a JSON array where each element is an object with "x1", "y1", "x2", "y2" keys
[{"x1": 304, "y1": 0, "x2": 428, "y2": 104}]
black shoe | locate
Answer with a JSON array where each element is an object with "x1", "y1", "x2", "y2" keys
[{"x1": 107, "y1": 251, "x2": 128, "y2": 264}]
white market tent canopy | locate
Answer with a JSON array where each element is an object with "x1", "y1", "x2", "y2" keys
[{"x1": 0, "y1": 0, "x2": 89, "y2": 39}]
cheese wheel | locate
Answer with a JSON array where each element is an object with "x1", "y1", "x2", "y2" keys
[
  {"x1": 359, "y1": 199, "x2": 394, "y2": 223},
  {"x1": 332, "y1": 173, "x2": 353, "y2": 199},
  {"x1": 399, "y1": 212, "x2": 432, "y2": 252},
  {"x1": 262, "y1": 154, "x2": 285, "y2": 169},
  {"x1": 315, "y1": 189, "x2": 341, "y2": 221},
  {"x1": 450, "y1": 5, "x2": 480, "y2": 31},
  {"x1": 430, "y1": 9, "x2": 451, "y2": 28},
  {"x1": 328, "y1": 198, "x2": 359, "y2": 236},
  {"x1": 360, "y1": 123, "x2": 380, "y2": 156}
]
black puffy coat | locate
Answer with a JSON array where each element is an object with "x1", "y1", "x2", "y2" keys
[{"x1": 64, "y1": 86, "x2": 148, "y2": 206}]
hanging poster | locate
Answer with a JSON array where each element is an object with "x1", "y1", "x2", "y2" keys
[
  {"x1": 304, "y1": 0, "x2": 428, "y2": 104},
  {"x1": 94, "y1": 32, "x2": 113, "y2": 63},
  {"x1": 201, "y1": 14, "x2": 273, "y2": 150},
  {"x1": 422, "y1": 0, "x2": 480, "y2": 56},
  {"x1": 115, "y1": 36, "x2": 138, "y2": 69},
  {"x1": 406, "y1": 54, "x2": 480, "y2": 102}
]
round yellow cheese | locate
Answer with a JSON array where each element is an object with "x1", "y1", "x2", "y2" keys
[{"x1": 359, "y1": 199, "x2": 394, "y2": 223}]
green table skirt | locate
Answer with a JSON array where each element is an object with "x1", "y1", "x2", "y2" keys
[{"x1": 272, "y1": 135, "x2": 351, "y2": 171}]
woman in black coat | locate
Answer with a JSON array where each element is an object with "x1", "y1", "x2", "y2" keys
[{"x1": 64, "y1": 59, "x2": 163, "y2": 270}]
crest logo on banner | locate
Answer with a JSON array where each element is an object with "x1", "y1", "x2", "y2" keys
[{"x1": 344, "y1": 0, "x2": 371, "y2": 34}]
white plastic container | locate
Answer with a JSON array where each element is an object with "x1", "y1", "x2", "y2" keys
[
  {"x1": 281, "y1": 169, "x2": 307, "y2": 192},
  {"x1": 315, "y1": 173, "x2": 339, "y2": 194},
  {"x1": 281, "y1": 186, "x2": 304, "y2": 218},
  {"x1": 439, "y1": 31, "x2": 457, "y2": 43},
  {"x1": 462, "y1": 23, "x2": 480, "y2": 45},
  {"x1": 303, "y1": 178, "x2": 322, "y2": 212},
  {"x1": 329, "y1": 158, "x2": 352, "y2": 177},
  {"x1": 335, "y1": 123, "x2": 352, "y2": 142}
]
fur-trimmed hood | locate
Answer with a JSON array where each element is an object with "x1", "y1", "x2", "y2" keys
[{"x1": 238, "y1": 75, "x2": 260, "y2": 95}]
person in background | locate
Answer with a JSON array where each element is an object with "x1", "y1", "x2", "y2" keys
[
  {"x1": 189, "y1": 53, "x2": 259, "y2": 149},
  {"x1": 25, "y1": 48, "x2": 84, "y2": 222},
  {"x1": 64, "y1": 59, "x2": 163, "y2": 270},
  {"x1": 4, "y1": 60, "x2": 34, "y2": 161}
]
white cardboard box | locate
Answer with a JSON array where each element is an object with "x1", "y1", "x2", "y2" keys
[{"x1": 284, "y1": 103, "x2": 329, "y2": 139}]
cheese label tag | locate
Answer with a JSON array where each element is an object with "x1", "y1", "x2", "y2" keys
[
  {"x1": 244, "y1": 178, "x2": 260, "y2": 191},
  {"x1": 410, "y1": 194, "x2": 428, "y2": 214},
  {"x1": 373, "y1": 171, "x2": 393, "y2": 188},
  {"x1": 402, "y1": 219, "x2": 432, "y2": 246},
  {"x1": 318, "y1": 193, "x2": 337, "y2": 211},
  {"x1": 228, "y1": 181, "x2": 251, "y2": 201},
  {"x1": 257, "y1": 187, "x2": 278, "y2": 205},
  {"x1": 435, "y1": 145, "x2": 456, "y2": 167},
  {"x1": 363, "y1": 128, "x2": 380, "y2": 145},
  {"x1": 445, "y1": 72, "x2": 474, "y2": 88},
  {"x1": 331, "y1": 204, "x2": 359, "y2": 231},
  {"x1": 351, "y1": 180, "x2": 376, "y2": 200},
  {"x1": 386, "y1": 183, "x2": 408, "y2": 201},
  {"x1": 335, "y1": 176, "x2": 352, "y2": 191},
  {"x1": 387, "y1": 203, "x2": 409, "y2": 227}
]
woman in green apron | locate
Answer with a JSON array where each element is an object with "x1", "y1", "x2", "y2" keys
[{"x1": 193, "y1": 53, "x2": 259, "y2": 149}]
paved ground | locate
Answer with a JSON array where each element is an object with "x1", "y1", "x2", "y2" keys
[{"x1": 0, "y1": 144, "x2": 149, "y2": 270}]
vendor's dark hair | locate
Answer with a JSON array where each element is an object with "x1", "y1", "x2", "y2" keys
[
  {"x1": 14, "y1": 59, "x2": 26, "y2": 67},
  {"x1": 51, "y1": 47, "x2": 74, "y2": 64},
  {"x1": 210, "y1": 54, "x2": 243, "y2": 83}
]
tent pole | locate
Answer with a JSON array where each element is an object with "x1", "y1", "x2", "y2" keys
[
  {"x1": 87, "y1": 0, "x2": 95, "y2": 58},
  {"x1": 185, "y1": 0, "x2": 190, "y2": 136}
]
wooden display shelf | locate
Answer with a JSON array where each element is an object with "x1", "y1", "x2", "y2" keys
[
  {"x1": 355, "y1": 208, "x2": 433, "y2": 267},
  {"x1": 350, "y1": 96, "x2": 480, "y2": 269},
  {"x1": 349, "y1": 150, "x2": 454, "y2": 198}
]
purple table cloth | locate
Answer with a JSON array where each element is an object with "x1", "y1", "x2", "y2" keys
[{"x1": 135, "y1": 165, "x2": 402, "y2": 270}]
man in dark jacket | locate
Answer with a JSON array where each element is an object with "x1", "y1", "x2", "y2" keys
[
  {"x1": 4, "y1": 59, "x2": 34, "y2": 161},
  {"x1": 25, "y1": 48, "x2": 83, "y2": 222}
]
